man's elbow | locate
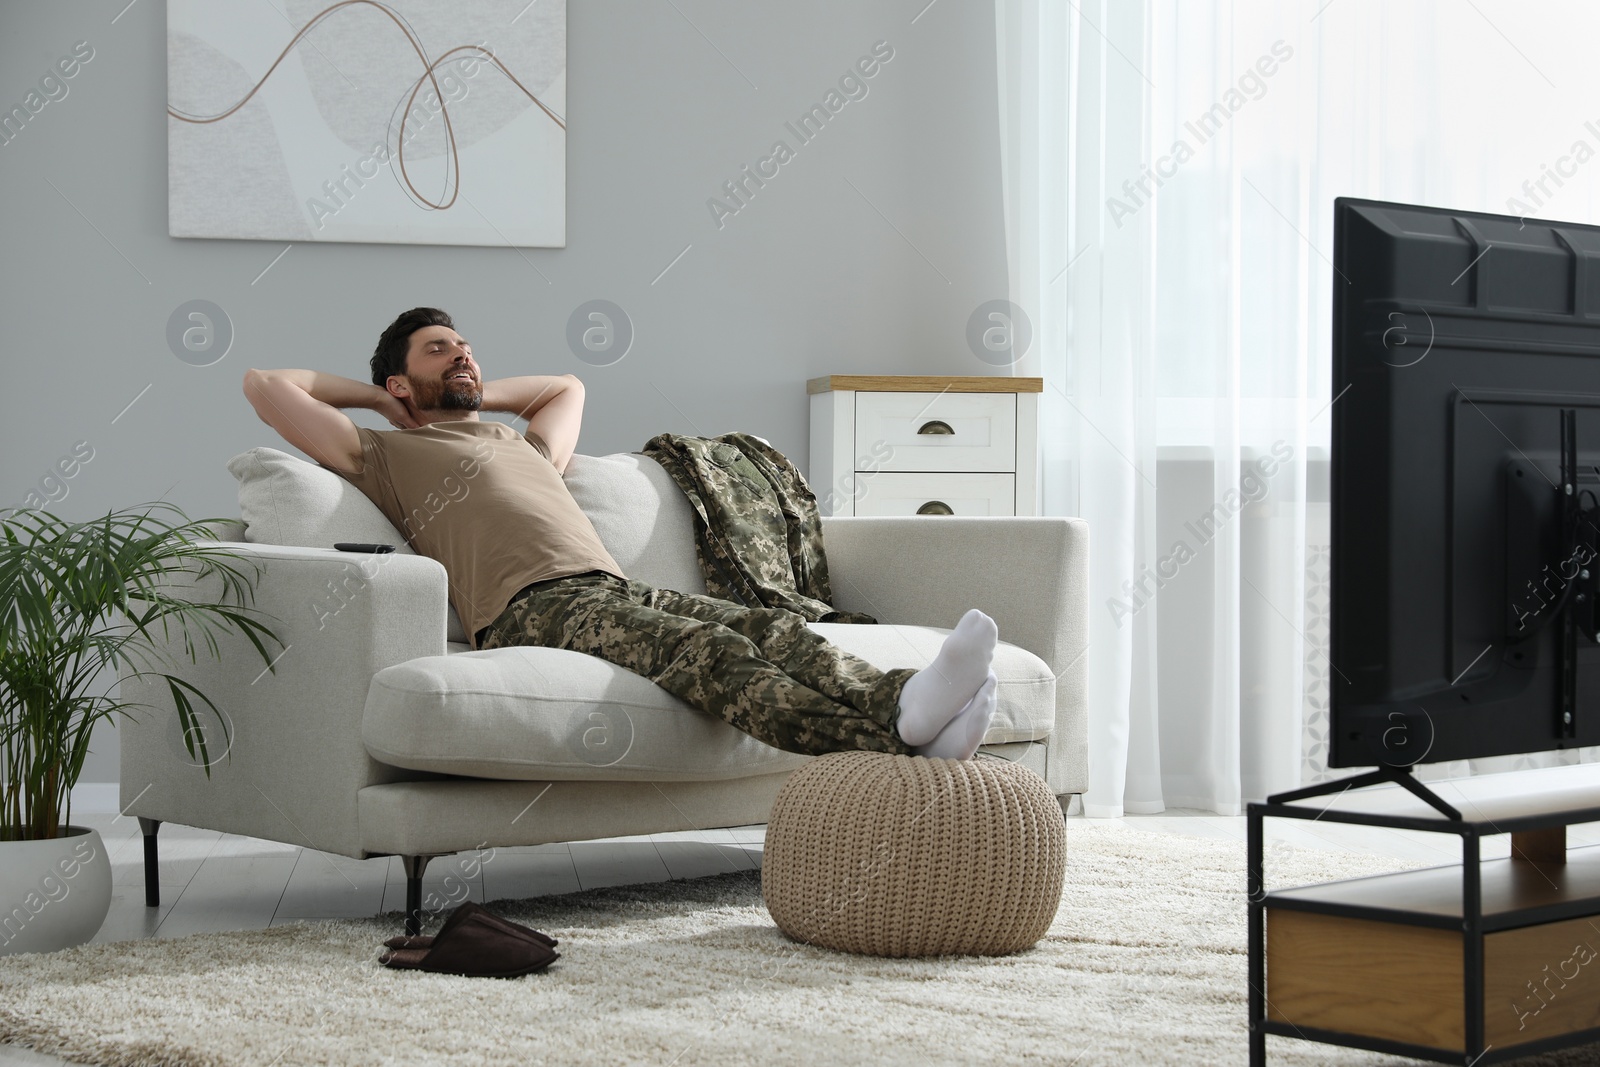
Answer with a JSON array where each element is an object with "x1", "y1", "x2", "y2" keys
[
  {"x1": 241, "y1": 369, "x2": 277, "y2": 421},
  {"x1": 242, "y1": 368, "x2": 274, "y2": 397}
]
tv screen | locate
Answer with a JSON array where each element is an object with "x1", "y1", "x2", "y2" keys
[{"x1": 1330, "y1": 197, "x2": 1600, "y2": 768}]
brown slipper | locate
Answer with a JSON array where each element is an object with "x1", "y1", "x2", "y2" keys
[
  {"x1": 384, "y1": 900, "x2": 558, "y2": 951},
  {"x1": 379, "y1": 910, "x2": 559, "y2": 978}
]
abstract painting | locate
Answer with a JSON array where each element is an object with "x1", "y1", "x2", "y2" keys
[{"x1": 167, "y1": 0, "x2": 565, "y2": 247}]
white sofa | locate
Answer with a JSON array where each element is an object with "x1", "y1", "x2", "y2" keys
[{"x1": 120, "y1": 445, "x2": 1089, "y2": 932}]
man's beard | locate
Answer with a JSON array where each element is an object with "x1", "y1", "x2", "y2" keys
[{"x1": 408, "y1": 374, "x2": 483, "y2": 411}]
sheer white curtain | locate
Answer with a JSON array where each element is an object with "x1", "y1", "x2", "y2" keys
[{"x1": 998, "y1": 0, "x2": 1600, "y2": 817}]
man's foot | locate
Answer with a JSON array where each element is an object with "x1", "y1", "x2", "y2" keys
[
  {"x1": 894, "y1": 609, "x2": 998, "y2": 746},
  {"x1": 912, "y1": 672, "x2": 999, "y2": 760}
]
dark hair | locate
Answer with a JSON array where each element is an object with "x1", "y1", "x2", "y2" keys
[{"x1": 371, "y1": 307, "x2": 454, "y2": 387}]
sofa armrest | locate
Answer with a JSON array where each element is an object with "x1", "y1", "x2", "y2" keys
[
  {"x1": 820, "y1": 516, "x2": 1089, "y2": 795},
  {"x1": 119, "y1": 541, "x2": 450, "y2": 858}
]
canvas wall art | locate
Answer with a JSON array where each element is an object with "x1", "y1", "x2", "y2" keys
[{"x1": 167, "y1": 0, "x2": 566, "y2": 247}]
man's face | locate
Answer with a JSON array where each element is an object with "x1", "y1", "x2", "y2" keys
[{"x1": 397, "y1": 325, "x2": 482, "y2": 411}]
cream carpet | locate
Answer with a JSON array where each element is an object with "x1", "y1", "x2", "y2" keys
[{"x1": 1, "y1": 823, "x2": 1595, "y2": 1067}]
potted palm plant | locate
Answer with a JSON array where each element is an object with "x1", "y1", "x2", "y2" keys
[{"x1": 0, "y1": 503, "x2": 281, "y2": 955}]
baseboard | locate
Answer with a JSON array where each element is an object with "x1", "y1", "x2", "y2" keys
[{"x1": 70, "y1": 782, "x2": 121, "y2": 813}]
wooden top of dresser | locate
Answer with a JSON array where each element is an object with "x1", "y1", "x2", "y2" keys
[{"x1": 806, "y1": 375, "x2": 1044, "y2": 394}]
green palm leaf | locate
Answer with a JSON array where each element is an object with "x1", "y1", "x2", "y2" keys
[{"x1": 0, "y1": 503, "x2": 282, "y2": 841}]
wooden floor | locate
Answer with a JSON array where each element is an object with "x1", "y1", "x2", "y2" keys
[{"x1": 7, "y1": 806, "x2": 1600, "y2": 1066}]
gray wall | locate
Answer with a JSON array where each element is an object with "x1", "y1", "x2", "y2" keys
[{"x1": 0, "y1": 1, "x2": 1009, "y2": 787}]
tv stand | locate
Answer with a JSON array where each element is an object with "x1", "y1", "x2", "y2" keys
[{"x1": 1248, "y1": 763, "x2": 1600, "y2": 1065}]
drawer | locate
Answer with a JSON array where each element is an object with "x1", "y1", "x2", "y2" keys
[
  {"x1": 855, "y1": 392, "x2": 1016, "y2": 473},
  {"x1": 853, "y1": 472, "x2": 1015, "y2": 516},
  {"x1": 1267, "y1": 906, "x2": 1600, "y2": 1053}
]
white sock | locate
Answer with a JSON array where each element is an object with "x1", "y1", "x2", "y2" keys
[
  {"x1": 913, "y1": 671, "x2": 999, "y2": 760},
  {"x1": 895, "y1": 609, "x2": 998, "y2": 746}
]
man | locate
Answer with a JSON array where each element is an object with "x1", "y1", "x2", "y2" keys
[{"x1": 243, "y1": 307, "x2": 999, "y2": 760}]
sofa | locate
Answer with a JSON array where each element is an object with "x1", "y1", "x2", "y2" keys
[{"x1": 120, "y1": 444, "x2": 1089, "y2": 933}]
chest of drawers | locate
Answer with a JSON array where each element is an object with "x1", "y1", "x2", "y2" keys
[{"x1": 807, "y1": 375, "x2": 1042, "y2": 517}]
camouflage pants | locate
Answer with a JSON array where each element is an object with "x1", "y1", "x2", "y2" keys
[{"x1": 478, "y1": 570, "x2": 917, "y2": 756}]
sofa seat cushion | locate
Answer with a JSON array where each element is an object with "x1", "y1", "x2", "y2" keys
[{"x1": 363, "y1": 624, "x2": 1056, "y2": 781}]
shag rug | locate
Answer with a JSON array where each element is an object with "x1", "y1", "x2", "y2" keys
[{"x1": 2, "y1": 823, "x2": 1596, "y2": 1067}]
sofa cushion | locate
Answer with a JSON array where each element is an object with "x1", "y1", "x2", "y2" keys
[
  {"x1": 361, "y1": 624, "x2": 1055, "y2": 781},
  {"x1": 228, "y1": 446, "x2": 399, "y2": 549},
  {"x1": 560, "y1": 452, "x2": 705, "y2": 595},
  {"x1": 227, "y1": 446, "x2": 711, "y2": 643},
  {"x1": 226, "y1": 447, "x2": 472, "y2": 645}
]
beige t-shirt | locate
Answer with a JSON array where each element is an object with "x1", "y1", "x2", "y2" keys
[{"x1": 324, "y1": 420, "x2": 625, "y2": 648}]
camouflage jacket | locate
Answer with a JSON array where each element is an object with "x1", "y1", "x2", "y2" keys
[{"x1": 639, "y1": 433, "x2": 877, "y2": 624}]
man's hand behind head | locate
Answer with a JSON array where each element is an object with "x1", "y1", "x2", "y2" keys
[{"x1": 376, "y1": 391, "x2": 422, "y2": 430}]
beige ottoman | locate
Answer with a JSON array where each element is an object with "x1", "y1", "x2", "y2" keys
[{"x1": 761, "y1": 751, "x2": 1067, "y2": 958}]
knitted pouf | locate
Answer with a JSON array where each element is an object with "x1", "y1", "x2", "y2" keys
[{"x1": 760, "y1": 751, "x2": 1067, "y2": 958}]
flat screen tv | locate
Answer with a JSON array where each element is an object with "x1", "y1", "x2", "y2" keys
[{"x1": 1330, "y1": 197, "x2": 1600, "y2": 769}]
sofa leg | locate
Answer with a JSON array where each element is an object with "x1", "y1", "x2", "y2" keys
[
  {"x1": 137, "y1": 817, "x2": 162, "y2": 908},
  {"x1": 401, "y1": 855, "x2": 434, "y2": 936}
]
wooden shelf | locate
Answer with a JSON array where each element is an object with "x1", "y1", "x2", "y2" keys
[{"x1": 1268, "y1": 845, "x2": 1600, "y2": 929}]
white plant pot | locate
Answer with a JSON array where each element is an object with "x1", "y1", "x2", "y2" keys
[{"x1": 0, "y1": 826, "x2": 113, "y2": 955}]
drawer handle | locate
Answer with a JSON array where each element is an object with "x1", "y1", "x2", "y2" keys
[
  {"x1": 916, "y1": 500, "x2": 954, "y2": 515},
  {"x1": 916, "y1": 420, "x2": 955, "y2": 436}
]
